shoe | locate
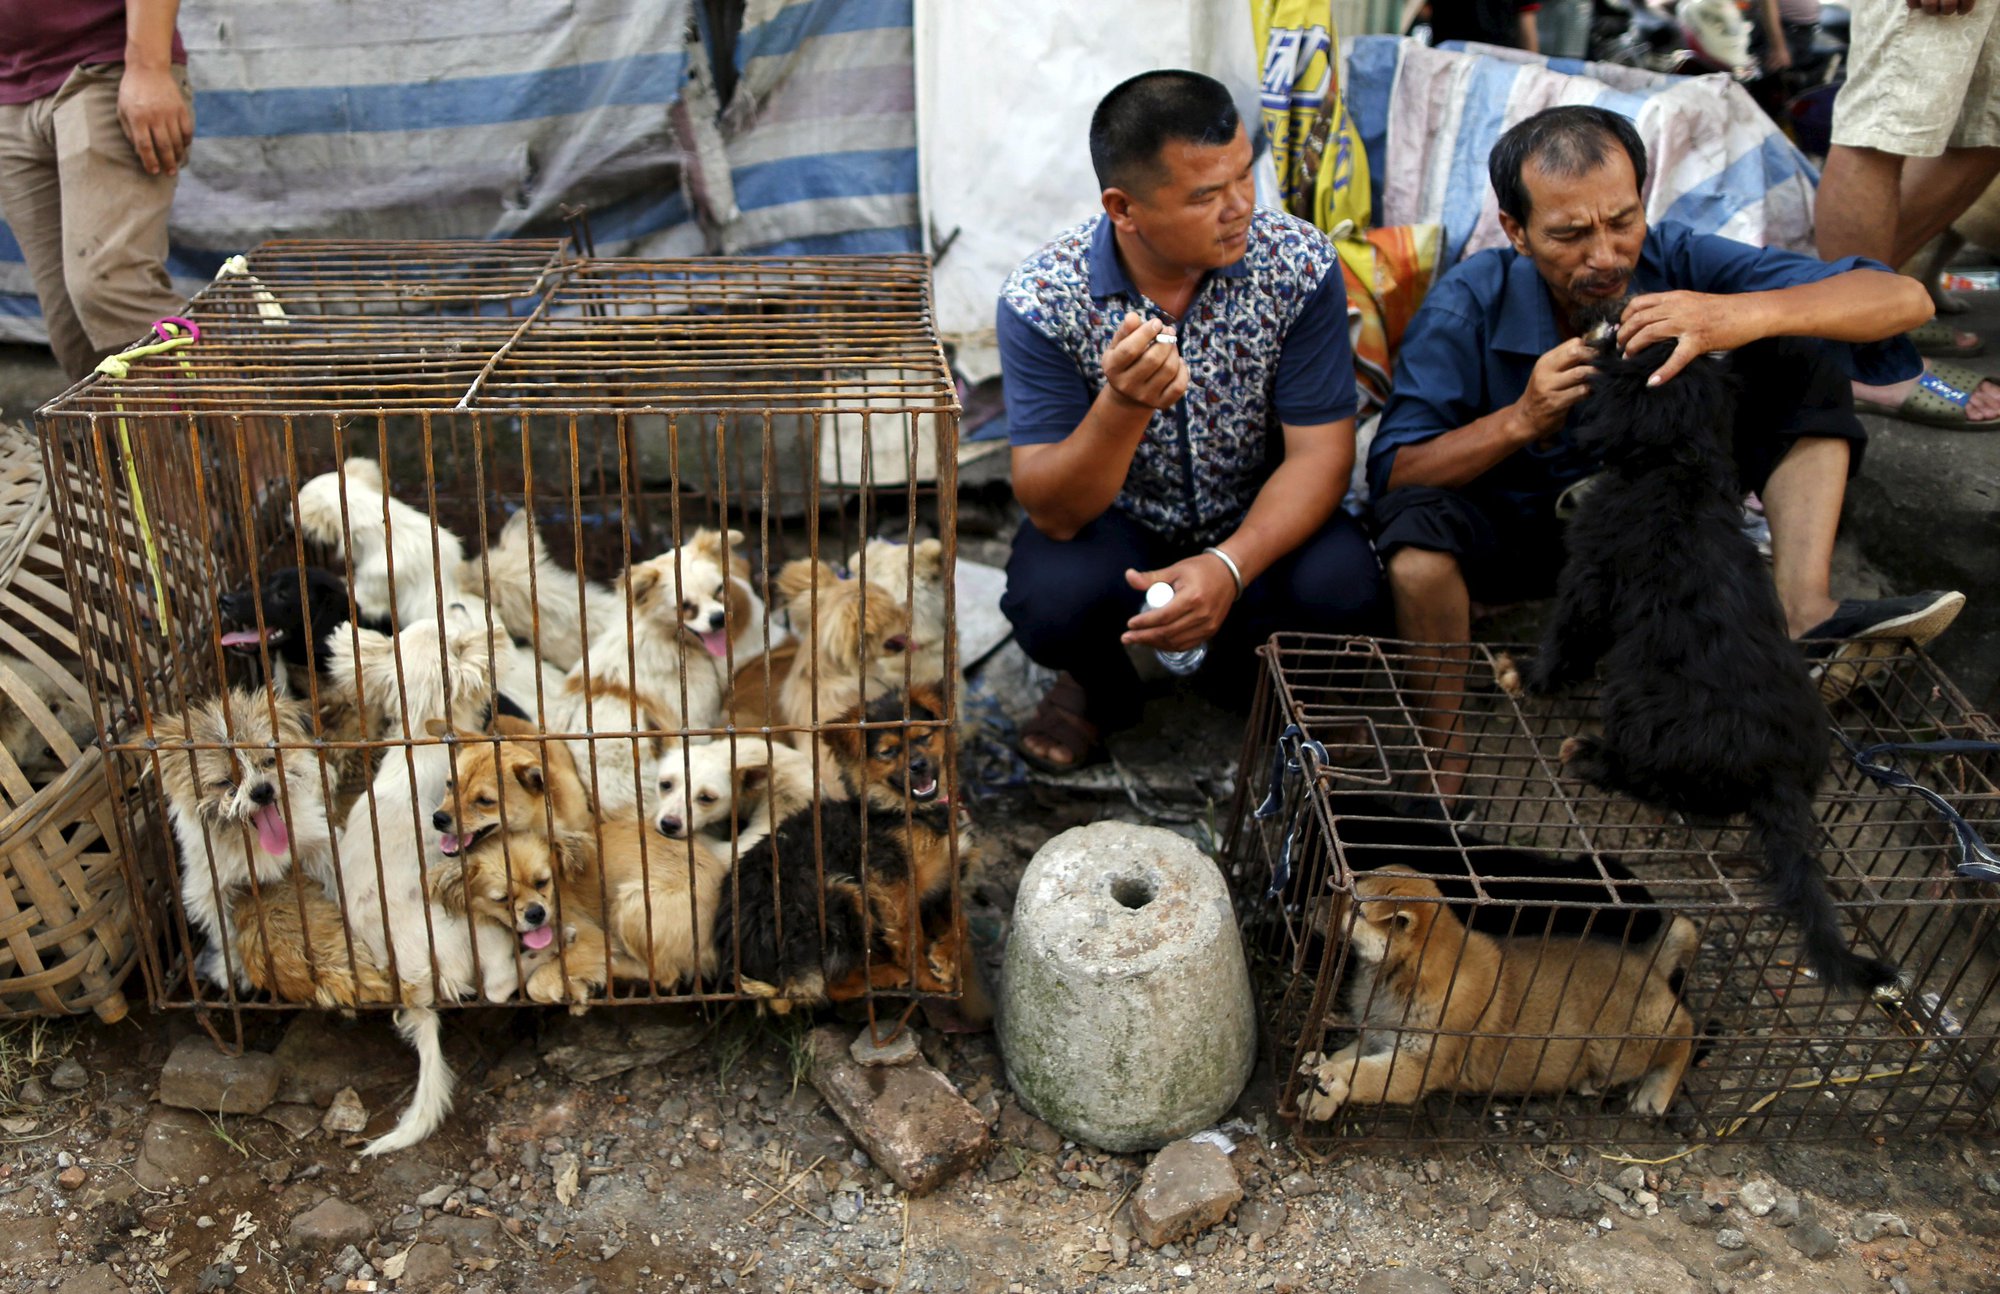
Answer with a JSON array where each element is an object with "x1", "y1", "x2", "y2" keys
[{"x1": 1802, "y1": 590, "x2": 1966, "y2": 702}]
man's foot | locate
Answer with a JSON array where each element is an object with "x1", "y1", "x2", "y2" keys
[
  {"x1": 1017, "y1": 672, "x2": 1106, "y2": 774},
  {"x1": 1853, "y1": 364, "x2": 2000, "y2": 428},
  {"x1": 1908, "y1": 319, "x2": 1985, "y2": 358},
  {"x1": 1800, "y1": 590, "x2": 1967, "y2": 702}
]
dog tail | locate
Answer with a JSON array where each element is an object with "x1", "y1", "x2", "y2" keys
[
  {"x1": 360, "y1": 1006, "x2": 454, "y2": 1157},
  {"x1": 1749, "y1": 791, "x2": 1898, "y2": 994}
]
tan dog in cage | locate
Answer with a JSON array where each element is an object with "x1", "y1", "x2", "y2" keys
[{"x1": 1298, "y1": 869, "x2": 1695, "y2": 1122}]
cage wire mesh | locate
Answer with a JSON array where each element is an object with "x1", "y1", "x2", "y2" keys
[
  {"x1": 1227, "y1": 633, "x2": 2000, "y2": 1149},
  {"x1": 38, "y1": 237, "x2": 969, "y2": 1028}
]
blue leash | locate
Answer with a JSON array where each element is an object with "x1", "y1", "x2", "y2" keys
[
  {"x1": 1837, "y1": 734, "x2": 2000, "y2": 883},
  {"x1": 1253, "y1": 723, "x2": 1330, "y2": 900}
]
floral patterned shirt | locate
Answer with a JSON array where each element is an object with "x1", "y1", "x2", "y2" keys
[{"x1": 997, "y1": 208, "x2": 1356, "y2": 547}]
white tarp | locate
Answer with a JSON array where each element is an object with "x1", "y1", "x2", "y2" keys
[{"x1": 915, "y1": 1, "x2": 1278, "y2": 372}]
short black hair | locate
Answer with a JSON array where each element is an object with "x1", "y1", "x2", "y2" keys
[
  {"x1": 1089, "y1": 70, "x2": 1241, "y2": 194},
  {"x1": 1489, "y1": 106, "x2": 1649, "y2": 224}
]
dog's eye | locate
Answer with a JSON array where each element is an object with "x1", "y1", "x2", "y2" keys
[
  {"x1": 260, "y1": 756, "x2": 277, "y2": 770},
  {"x1": 535, "y1": 877, "x2": 551, "y2": 891},
  {"x1": 475, "y1": 794, "x2": 495, "y2": 807},
  {"x1": 696, "y1": 791, "x2": 717, "y2": 806},
  {"x1": 210, "y1": 777, "x2": 233, "y2": 792},
  {"x1": 681, "y1": 600, "x2": 698, "y2": 617}
]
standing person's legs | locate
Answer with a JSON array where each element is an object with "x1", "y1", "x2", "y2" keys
[
  {"x1": 1198, "y1": 508, "x2": 1386, "y2": 709},
  {"x1": 0, "y1": 91, "x2": 99, "y2": 380},
  {"x1": 1002, "y1": 508, "x2": 1171, "y2": 769},
  {"x1": 49, "y1": 65, "x2": 187, "y2": 375},
  {"x1": 1820, "y1": 0, "x2": 2000, "y2": 419}
]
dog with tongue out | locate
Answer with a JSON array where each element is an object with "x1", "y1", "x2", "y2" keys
[{"x1": 152, "y1": 685, "x2": 340, "y2": 993}]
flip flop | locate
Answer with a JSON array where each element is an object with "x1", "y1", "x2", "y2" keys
[
  {"x1": 1908, "y1": 319, "x2": 1984, "y2": 358},
  {"x1": 1015, "y1": 672, "x2": 1106, "y2": 774},
  {"x1": 1854, "y1": 361, "x2": 2000, "y2": 430}
]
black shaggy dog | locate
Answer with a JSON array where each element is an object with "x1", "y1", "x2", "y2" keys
[{"x1": 1506, "y1": 337, "x2": 1896, "y2": 994}]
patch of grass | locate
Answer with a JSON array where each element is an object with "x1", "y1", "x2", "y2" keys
[
  {"x1": 204, "y1": 1108, "x2": 252, "y2": 1159},
  {"x1": 770, "y1": 1012, "x2": 814, "y2": 1096},
  {"x1": 0, "y1": 1018, "x2": 74, "y2": 1108},
  {"x1": 713, "y1": 1008, "x2": 758, "y2": 1092}
]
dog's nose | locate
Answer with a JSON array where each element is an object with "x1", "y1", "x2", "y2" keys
[
  {"x1": 908, "y1": 755, "x2": 932, "y2": 779},
  {"x1": 707, "y1": 609, "x2": 726, "y2": 630},
  {"x1": 658, "y1": 815, "x2": 682, "y2": 837},
  {"x1": 524, "y1": 904, "x2": 546, "y2": 927},
  {"x1": 248, "y1": 782, "x2": 276, "y2": 806},
  {"x1": 431, "y1": 810, "x2": 452, "y2": 831}
]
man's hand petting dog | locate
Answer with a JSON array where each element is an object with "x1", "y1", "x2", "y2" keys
[
  {"x1": 1102, "y1": 311, "x2": 1191, "y2": 412},
  {"x1": 1516, "y1": 338, "x2": 1597, "y2": 442},
  {"x1": 1616, "y1": 291, "x2": 1753, "y2": 386},
  {"x1": 1121, "y1": 560, "x2": 1232, "y2": 650}
]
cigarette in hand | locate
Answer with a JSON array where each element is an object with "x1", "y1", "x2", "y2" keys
[{"x1": 1154, "y1": 328, "x2": 1178, "y2": 345}]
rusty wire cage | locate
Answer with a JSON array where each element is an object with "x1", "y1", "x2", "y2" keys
[
  {"x1": 1227, "y1": 633, "x2": 2000, "y2": 1149},
  {"x1": 37, "y1": 237, "x2": 969, "y2": 1027}
]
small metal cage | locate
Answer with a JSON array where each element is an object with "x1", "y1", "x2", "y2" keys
[
  {"x1": 37, "y1": 238, "x2": 967, "y2": 1027},
  {"x1": 1228, "y1": 634, "x2": 2000, "y2": 1149}
]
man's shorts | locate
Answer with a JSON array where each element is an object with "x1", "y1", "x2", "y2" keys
[{"x1": 1833, "y1": 0, "x2": 2000, "y2": 155}]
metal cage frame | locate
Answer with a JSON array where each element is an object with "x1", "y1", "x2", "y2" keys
[
  {"x1": 1228, "y1": 633, "x2": 2000, "y2": 1149},
  {"x1": 36, "y1": 238, "x2": 968, "y2": 1032}
]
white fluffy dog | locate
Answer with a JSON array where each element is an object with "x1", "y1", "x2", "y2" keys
[
  {"x1": 297, "y1": 457, "x2": 466, "y2": 631},
  {"x1": 457, "y1": 510, "x2": 612, "y2": 672},
  {"x1": 545, "y1": 530, "x2": 738, "y2": 814},
  {"x1": 327, "y1": 605, "x2": 531, "y2": 1156},
  {"x1": 152, "y1": 686, "x2": 339, "y2": 993},
  {"x1": 651, "y1": 734, "x2": 816, "y2": 856}
]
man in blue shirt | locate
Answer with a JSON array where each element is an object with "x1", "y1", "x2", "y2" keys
[
  {"x1": 997, "y1": 70, "x2": 1384, "y2": 772},
  {"x1": 1369, "y1": 106, "x2": 1959, "y2": 794}
]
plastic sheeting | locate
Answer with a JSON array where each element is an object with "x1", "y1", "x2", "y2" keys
[
  {"x1": 0, "y1": 0, "x2": 923, "y2": 345},
  {"x1": 1343, "y1": 37, "x2": 1821, "y2": 268}
]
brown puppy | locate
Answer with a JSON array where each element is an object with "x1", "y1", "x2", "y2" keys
[
  {"x1": 231, "y1": 876, "x2": 398, "y2": 1007},
  {"x1": 602, "y1": 816, "x2": 732, "y2": 992},
  {"x1": 1298, "y1": 869, "x2": 1694, "y2": 1121},
  {"x1": 725, "y1": 640, "x2": 798, "y2": 732},
  {"x1": 429, "y1": 715, "x2": 595, "y2": 873},
  {"x1": 773, "y1": 558, "x2": 921, "y2": 738}
]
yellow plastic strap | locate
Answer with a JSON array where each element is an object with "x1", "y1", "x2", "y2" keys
[{"x1": 95, "y1": 327, "x2": 199, "y2": 631}]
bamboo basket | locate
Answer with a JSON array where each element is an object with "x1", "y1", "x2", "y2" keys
[{"x1": 0, "y1": 424, "x2": 140, "y2": 1021}]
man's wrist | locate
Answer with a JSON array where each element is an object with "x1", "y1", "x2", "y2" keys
[{"x1": 123, "y1": 46, "x2": 173, "y2": 72}]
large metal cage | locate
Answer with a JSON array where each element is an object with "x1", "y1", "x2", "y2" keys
[
  {"x1": 1229, "y1": 634, "x2": 2000, "y2": 1148},
  {"x1": 37, "y1": 238, "x2": 967, "y2": 1025}
]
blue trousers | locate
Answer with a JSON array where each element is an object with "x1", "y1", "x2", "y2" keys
[{"x1": 1001, "y1": 507, "x2": 1387, "y2": 731}]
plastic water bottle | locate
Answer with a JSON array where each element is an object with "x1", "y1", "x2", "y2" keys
[{"x1": 1145, "y1": 581, "x2": 1207, "y2": 676}]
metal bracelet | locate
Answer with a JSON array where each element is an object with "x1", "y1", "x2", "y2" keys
[{"x1": 1203, "y1": 545, "x2": 1243, "y2": 601}]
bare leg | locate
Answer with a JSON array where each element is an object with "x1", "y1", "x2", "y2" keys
[
  {"x1": 1387, "y1": 547, "x2": 1473, "y2": 801},
  {"x1": 1823, "y1": 145, "x2": 2000, "y2": 419},
  {"x1": 1816, "y1": 145, "x2": 1903, "y2": 262},
  {"x1": 1894, "y1": 148, "x2": 2000, "y2": 267},
  {"x1": 1760, "y1": 438, "x2": 1845, "y2": 638}
]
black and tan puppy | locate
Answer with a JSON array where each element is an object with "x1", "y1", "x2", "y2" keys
[
  {"x1": 1502, "y1": 336, "x2": 1895, "y2": 993},
  {"x1": 715, "y1": 683, "x2": 982, "y2": 1014},
  {"x1": 1298, "y1": 870, "x2": 1695, "y2": 1120}
]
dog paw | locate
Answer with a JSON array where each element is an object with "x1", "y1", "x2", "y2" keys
[
  {"x1": 1627, "y1": 1084, "x2": 1673, "y2": 1117},
  {"x1": 1297, "y1": 1063, "x2": 1350, "y2": 1122},
  {"x1": 1557, "y1": 735, "x2": 1586, "y2": 768},
  {"x1": 1492, "y1": 652, "x2": 1524, "y2": 697}
]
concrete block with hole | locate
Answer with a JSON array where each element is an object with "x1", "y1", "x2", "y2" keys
[{"x1": 997, "y1": 822, "x2": 1255, "y2": 1152}]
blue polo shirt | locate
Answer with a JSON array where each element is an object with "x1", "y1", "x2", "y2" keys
[
  {"x1": 1367, "y1": 221, "x2": 1921, "y2": 513},
  {"x1": 998, "y1": 208, "x2": 1357, "y2": 547}
]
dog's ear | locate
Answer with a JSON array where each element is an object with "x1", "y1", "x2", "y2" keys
[
  {"x1": 429, "y1": 858, "x2": 471, "y2": 914},
  {"x1": 910, "y1": 538, "x2": 944, "y2": 583},
  {"x1": 149, "y1": 710, "x2": 189, "y2": 746},
  {"x1": 552, "y1": 837, "x2": 588, "y2": 884},
  {"x1": 493, "y1": 713, "x2": 538, "y2": 738},
  {"x1": 724, "y1": 528, "x2": 745, "y2": 551},
  {"x1": 776, "y1": 558, "x2": 833, "y2": 606},
  {"x1": 423, "y1": 717, "x2": 453, "y2": 740},
  {"x1": 625, "y1": 562, "x2": 661, "y2": 602},
  {"x1": 905, "y1": 681, "x2": 947, "y2": 724},
  {"x1": 514, "y1": 758, "x2": 547, "y2": 796},
  {"x1": 734, "y1": 763, "x2": 772, "y2": 800}
]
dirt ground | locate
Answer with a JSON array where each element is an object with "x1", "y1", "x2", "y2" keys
[{"x1": 4, "y1": 687, "x2": 1999, "y2": 1294}]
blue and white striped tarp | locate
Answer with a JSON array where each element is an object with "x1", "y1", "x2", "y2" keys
[
  {"x1": 1342, "y1": 36, "x2": 1820, "y2": 268},
  {"x1": 0, "y1": 0, "x2": 920, "y2": 345}
]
